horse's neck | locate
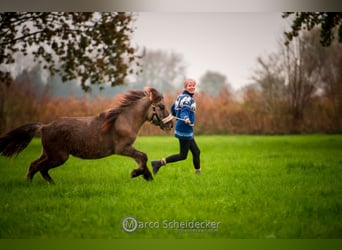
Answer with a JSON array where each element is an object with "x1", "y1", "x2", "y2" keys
[{"x1": 123, "y1": 98, "x2": 150, "y2": 130}]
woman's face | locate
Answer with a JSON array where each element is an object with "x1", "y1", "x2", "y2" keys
[{"x1": 185, "y1": 81, "x2": 196, "y2": 94}]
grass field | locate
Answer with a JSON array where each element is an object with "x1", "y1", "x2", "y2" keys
[{"x1": 0, "y1": 135, "x2": 341, "y2": 239}]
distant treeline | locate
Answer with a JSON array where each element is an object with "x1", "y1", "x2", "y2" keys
[{"x1": 0, "y1": 77, "x2": 341, "y2": 135}]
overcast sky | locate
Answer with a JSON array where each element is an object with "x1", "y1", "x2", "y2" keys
[{"x1": 131, "y1": 12, "x2": 290, "y2": 90}]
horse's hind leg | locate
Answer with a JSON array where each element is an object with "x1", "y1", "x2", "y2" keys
[
  {"x1": 39, "y1": 156, "x2": 68, "y2": 184},
  {"x1": 26, "y1": 153, "x2": 68, "y2": 184},
  {"x1": 26, "y1": 154, "x2": 47, "y2": 182},
  {"x1": 40, "y1": 169, "x2": 55, "y2": 184}
]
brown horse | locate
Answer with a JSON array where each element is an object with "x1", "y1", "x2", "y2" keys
[{"x1": 0, "y1": 87, "x2": 173, "y2": 183}]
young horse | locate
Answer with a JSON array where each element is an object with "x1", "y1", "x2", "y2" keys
[{"x1": 0, "y1": 87, "x2": 173, "y2": 183}]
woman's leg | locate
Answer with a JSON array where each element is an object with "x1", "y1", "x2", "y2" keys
[
  {"x1": 165, "y1": 139, "x2": 191, "y2": 163},
  {"x1": 189, "y1": 139, "x2": 201, "y2": 170},
  {"x1": 151, "y1": 139, "x2": 191, "y2": 174}
]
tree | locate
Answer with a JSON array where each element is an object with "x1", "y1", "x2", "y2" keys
[
  {"x1": 130, "y1": 49, "x2": 186, "y2": 93},
  {"x1": 282, "y1": 12, "x2": 342, "y2": 47},
  {"x1": 252, "y1": 53, "x2": 286, "y2": 106},
  {"x1": 250, "y1": 53, "x2": 287, "y2": 132},
  {"x1": 283, "y1": 29, "x2": 324, "y2": 126},
  {"x1": 199, "y1": 71, "x2": 231, "y2": 97},
  {"x1": 320, "y1": 40, "x2": 342, "y2": 131},
  {"x1": 250, "y1": 27, "x2": 331, "y2": 132},
  {"x1": 0, "y1": 12, "x2": 141, "y2": 91},
  {"x1": 0, "y1": 65, "x2": 51, "y2": 132}
]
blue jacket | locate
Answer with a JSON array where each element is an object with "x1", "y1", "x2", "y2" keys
[{"x1": 171, "y1": 91, "x2": 196, "y2": 140}]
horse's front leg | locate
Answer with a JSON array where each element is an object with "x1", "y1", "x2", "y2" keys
[{"x1": 120, "y1": 145, "x2": 153, "y2": 181}]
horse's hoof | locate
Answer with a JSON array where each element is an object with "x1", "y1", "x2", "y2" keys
[
  {"x1": 131, "y1": 169, "x2": 153, "y2": 181},
  {"x1": 130, "y1": 169, "x2": 140, "y2": 178},
  {"x1": 143, "y1": 174, "x2": 153, "y2": 181}
]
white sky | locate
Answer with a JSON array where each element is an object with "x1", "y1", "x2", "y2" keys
[{"x1": 131, "y1": 12, "x2": 290, "y2": 90}]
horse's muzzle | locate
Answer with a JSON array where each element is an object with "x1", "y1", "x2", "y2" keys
[
  {"x1": 163, "y1": 121, "x2": 173, "y2": 131},
  {"x1": 161, "y1": 114, "x2": 174, "y2": 131}
]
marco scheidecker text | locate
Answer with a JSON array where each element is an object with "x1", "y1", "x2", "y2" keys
[{"x1": 122, "y1": 216, "x2": 221, "y2": 233}]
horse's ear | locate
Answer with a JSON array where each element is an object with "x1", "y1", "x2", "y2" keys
[{"x1": 144, "y1": 87, "x2": 162, "y2": 103}]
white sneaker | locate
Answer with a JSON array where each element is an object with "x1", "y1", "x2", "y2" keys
[{"x1": 195, "y1": 169, "x2": 202, "y2": 174}]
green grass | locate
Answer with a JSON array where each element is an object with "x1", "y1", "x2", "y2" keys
[{"x1": 0, "y1": 135, "x2": 341, "y2": 238}]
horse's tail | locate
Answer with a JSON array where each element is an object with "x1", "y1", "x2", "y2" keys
[{"x1": 0, "y1": 122, "x2": 42, "y2": 158}]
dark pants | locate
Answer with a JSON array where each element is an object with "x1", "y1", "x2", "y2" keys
[{"x1": 165, "y1": 139, "x2": 201, "y2": 169}]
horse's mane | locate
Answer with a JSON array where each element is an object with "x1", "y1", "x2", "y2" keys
[
  {"x1": 102, "y1": 90, "x2": 147, "y2": 132},
  {"x1": 102, "y1": 87, "x2": 164, "y2": 132}
]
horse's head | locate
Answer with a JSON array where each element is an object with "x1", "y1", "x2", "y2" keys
[{"x1": 144, "y1": 87, "x2": 173, "y2": 131}]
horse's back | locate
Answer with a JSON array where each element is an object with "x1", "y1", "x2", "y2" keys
[{"x1": 41, "y1": 116, "x2": 115, "y2": 159}]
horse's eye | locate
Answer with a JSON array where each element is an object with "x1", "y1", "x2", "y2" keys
[{"x1": 159, "y1": 104, "x2": 165, "y2": 110}]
